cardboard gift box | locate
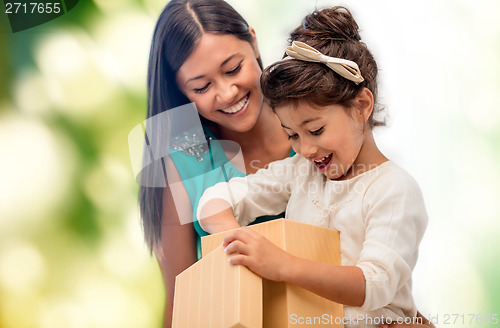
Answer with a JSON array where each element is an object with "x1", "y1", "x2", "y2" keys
[
  {"x1": 173, "y1": 219, "x2": 344, "y2": 328},
  {"x1": 172, "y1": 245, "x2": 262, "y2": 328}
]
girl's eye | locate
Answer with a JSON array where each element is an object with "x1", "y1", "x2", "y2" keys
[
  {"x1": 288, "y1": 133, "x2": 299, "y2": 140},
  {"x1": 227, "y1": 63, "x2": 242, "y2": 75},
  {"x1": 194, "y1": 83, "x2": 210, "y2": 94},
  {"x1": 310, "y1": 127, "x2": 324, "y2": 136}
]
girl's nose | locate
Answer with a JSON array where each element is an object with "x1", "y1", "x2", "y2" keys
[{"x1": 299, "y1": 138, "x2": 319, "y2": 159}]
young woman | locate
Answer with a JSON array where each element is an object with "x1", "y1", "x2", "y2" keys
[
  {"x1": 142, "y1": 1, "x2": 434, "y2": 327},
  {"x1": 142, "y1": 0, "x2": 290, "y2": 326}
]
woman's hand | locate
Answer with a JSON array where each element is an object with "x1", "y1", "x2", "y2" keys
[{"x1": 222, "y1": 227, "x2": 296, "y2": 281}]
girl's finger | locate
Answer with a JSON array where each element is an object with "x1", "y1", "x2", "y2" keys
[
  {"x1": 222, "y1": 228, "x2": 253, "y2": 247},
  {"x1": 239, "y1": 226, "x2": 266, "y2": 239},
  {"x1": 224, "y1": 239, "x2": 249, "y2": 255},
  {"x1": 227, "y1": 253, "x2": 250, "y2": 266}
]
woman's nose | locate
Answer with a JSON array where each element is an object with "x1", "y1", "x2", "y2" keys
[{"x1": 216, "y1": 80, "x2": 238, "y2": 105}]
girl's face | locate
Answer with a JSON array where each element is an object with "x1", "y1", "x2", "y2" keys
[
  {"x1": 176, "y1": 32, "x2": 263, "y2": 134},
  {"x1": 275, "y1": 101, "x2": 369, "y2": 180}
]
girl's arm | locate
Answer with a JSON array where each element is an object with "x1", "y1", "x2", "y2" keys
[
  {"x1": 221, "y1": 168, "x2": 429, "y2": 313},
  {"x1": 198, "y1": 200, "x2": 240, "y2": 234},
  {"x1": 222, "y1": 227, "x2": 366, "y2": 306},
  {"x1": 197, "y1": 156, "x2": 300, "y2": 234}
]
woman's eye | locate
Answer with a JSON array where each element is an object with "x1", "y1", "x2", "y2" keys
[
  {"x1": 288, "y1": 133, "x2": 299, "y2": 140},
  {"x1": 310, "y1": 127, "x2": 324, "y2": 136},
  {"x1": 227, "y1": 63, "x2": 242, "y2": 75},
  {"x1": 194, "y1": 83, "x2": 210, "y2": 94}
]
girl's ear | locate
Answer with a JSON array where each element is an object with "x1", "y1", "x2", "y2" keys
[
  {"x1": 355, "y1": 88, "x2": 374, "y2": 123},
  {"x1": 248, "y1": 26, "x2": 261, "y2": 59}
]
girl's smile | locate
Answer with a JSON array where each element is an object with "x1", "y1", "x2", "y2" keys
[
  {"x1": 313, "y1": 153, "x2": 333, "y2": 172},
  {"x1": 275, "y1": 92, "x2": 384, "y2": 181}
]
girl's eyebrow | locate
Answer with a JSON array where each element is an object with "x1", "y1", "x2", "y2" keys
[
  {"x1": 186, "y1": 54, "x2": 240, "y2": 84},
  {"x1": 300, "y1": 117, "x2": 321, "y2": 126},
  {"x1": 281, "y1": 117, "x2": 321, "y2": 129}
]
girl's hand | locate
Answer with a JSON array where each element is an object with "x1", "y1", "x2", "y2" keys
[{"x1": 222, "y1": 227, "x2": 296, "y2": 281}]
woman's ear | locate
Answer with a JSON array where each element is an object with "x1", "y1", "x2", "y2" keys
[
  {"x1": 355, "y1": 88, "x2": 374, "y2": 123},
  {"x1": 248, "y1": 26, "x2": 261, "y2": 59}
]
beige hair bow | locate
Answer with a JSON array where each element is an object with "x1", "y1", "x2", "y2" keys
[{"x1": 285, "y1": 41, "x2": 364, "y2": 85}]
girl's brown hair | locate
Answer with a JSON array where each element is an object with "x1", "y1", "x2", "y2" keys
[{"x1": 261, "y1": 6, "x2": 384, "y2": 127}]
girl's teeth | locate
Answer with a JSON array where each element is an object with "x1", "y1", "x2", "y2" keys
[
  {"x1": 314, "y1": 154, "x2": 332, "y2": 165},
  {"x1": 315, "y1": 155, "x2": 329, "y2": 163},
  {"x1": 221, "y1": 95, "x2": 248, "y2": 114}
]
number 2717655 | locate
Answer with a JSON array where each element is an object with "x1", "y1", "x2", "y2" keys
[{"x1": 5, "y1": 2, "x2": 61, "y2": 14}]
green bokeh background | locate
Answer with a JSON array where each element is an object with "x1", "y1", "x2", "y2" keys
[{"x1": 0, "y1": 0, "x2": 499, "y2": 327}]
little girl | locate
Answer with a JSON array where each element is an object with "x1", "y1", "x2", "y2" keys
[{"x1": 197, "y1": 6, "x2": 428, "y2": 327}]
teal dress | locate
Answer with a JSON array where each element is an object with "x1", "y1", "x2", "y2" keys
[{"x1": 170, "y1": 127, "x2": 295, "y2": 259}]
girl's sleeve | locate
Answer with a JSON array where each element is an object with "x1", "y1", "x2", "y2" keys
[
  {"x1": 197, "y1": 156, "x2": 299, "y2": 227},
  {"x1": 357, "y1": 169, "x2": 428, "y2": 311}
]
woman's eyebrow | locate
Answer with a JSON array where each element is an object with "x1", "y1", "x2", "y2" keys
[
  {"x1": 186, "y1": 54, "x2": 241, "y2": 84},
  {"x1": 221, "y1": 54, "x2": 238, "y2": 66},
  {"x1": 186, "y1": 75, "x2": 205, "y2": 84}
]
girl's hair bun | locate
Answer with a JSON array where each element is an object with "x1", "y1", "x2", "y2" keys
[
  {"x1": 294, "y1": 6, "x2": 361, "y2": 42},
  {"x1": 263, "y1": 6, "x2": 384, "y2": 128}
]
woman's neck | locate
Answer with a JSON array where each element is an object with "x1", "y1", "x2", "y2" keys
[
  {"x1": 218, "y1": 104, "x2": 287, "y2": 153},
  {"x1": 215, "y1": 103, "x2": 291, "y2": 172}
]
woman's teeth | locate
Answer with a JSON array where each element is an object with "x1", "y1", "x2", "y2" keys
[{"x1": 220, "y1": 95, "x2": 248, "y2": 114}]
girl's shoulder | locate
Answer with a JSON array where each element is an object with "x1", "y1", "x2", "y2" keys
[
  {"x1": 373, "y1": 161, "x2": 420, "y2": 185},
  {"x1": 362, "y1": 161, "x2": 425, "y2": 201},
  {"x1": 256, "y1": 153, "x2": 314, "y2": 178}
]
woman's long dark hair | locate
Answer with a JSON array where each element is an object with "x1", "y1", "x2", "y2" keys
[{"x1": 141, "y1": 0, "x2": 262, "y2": 252}]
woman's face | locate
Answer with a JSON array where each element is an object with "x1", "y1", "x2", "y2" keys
[{"x1": 176, "y1": 32, "x2": 263, "y2": 133}]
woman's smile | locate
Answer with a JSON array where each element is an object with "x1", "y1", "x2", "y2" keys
[
  {"x1": 176, "y1": 33, "x2": 264, "y2": 133},
  {"x1": 219, "y1": 93, "x2": 249, "y2": 115}
]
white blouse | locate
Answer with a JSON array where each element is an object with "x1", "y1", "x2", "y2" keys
[{"x1": 197, "y1": 155, "x2": 428, "y2": 323}]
